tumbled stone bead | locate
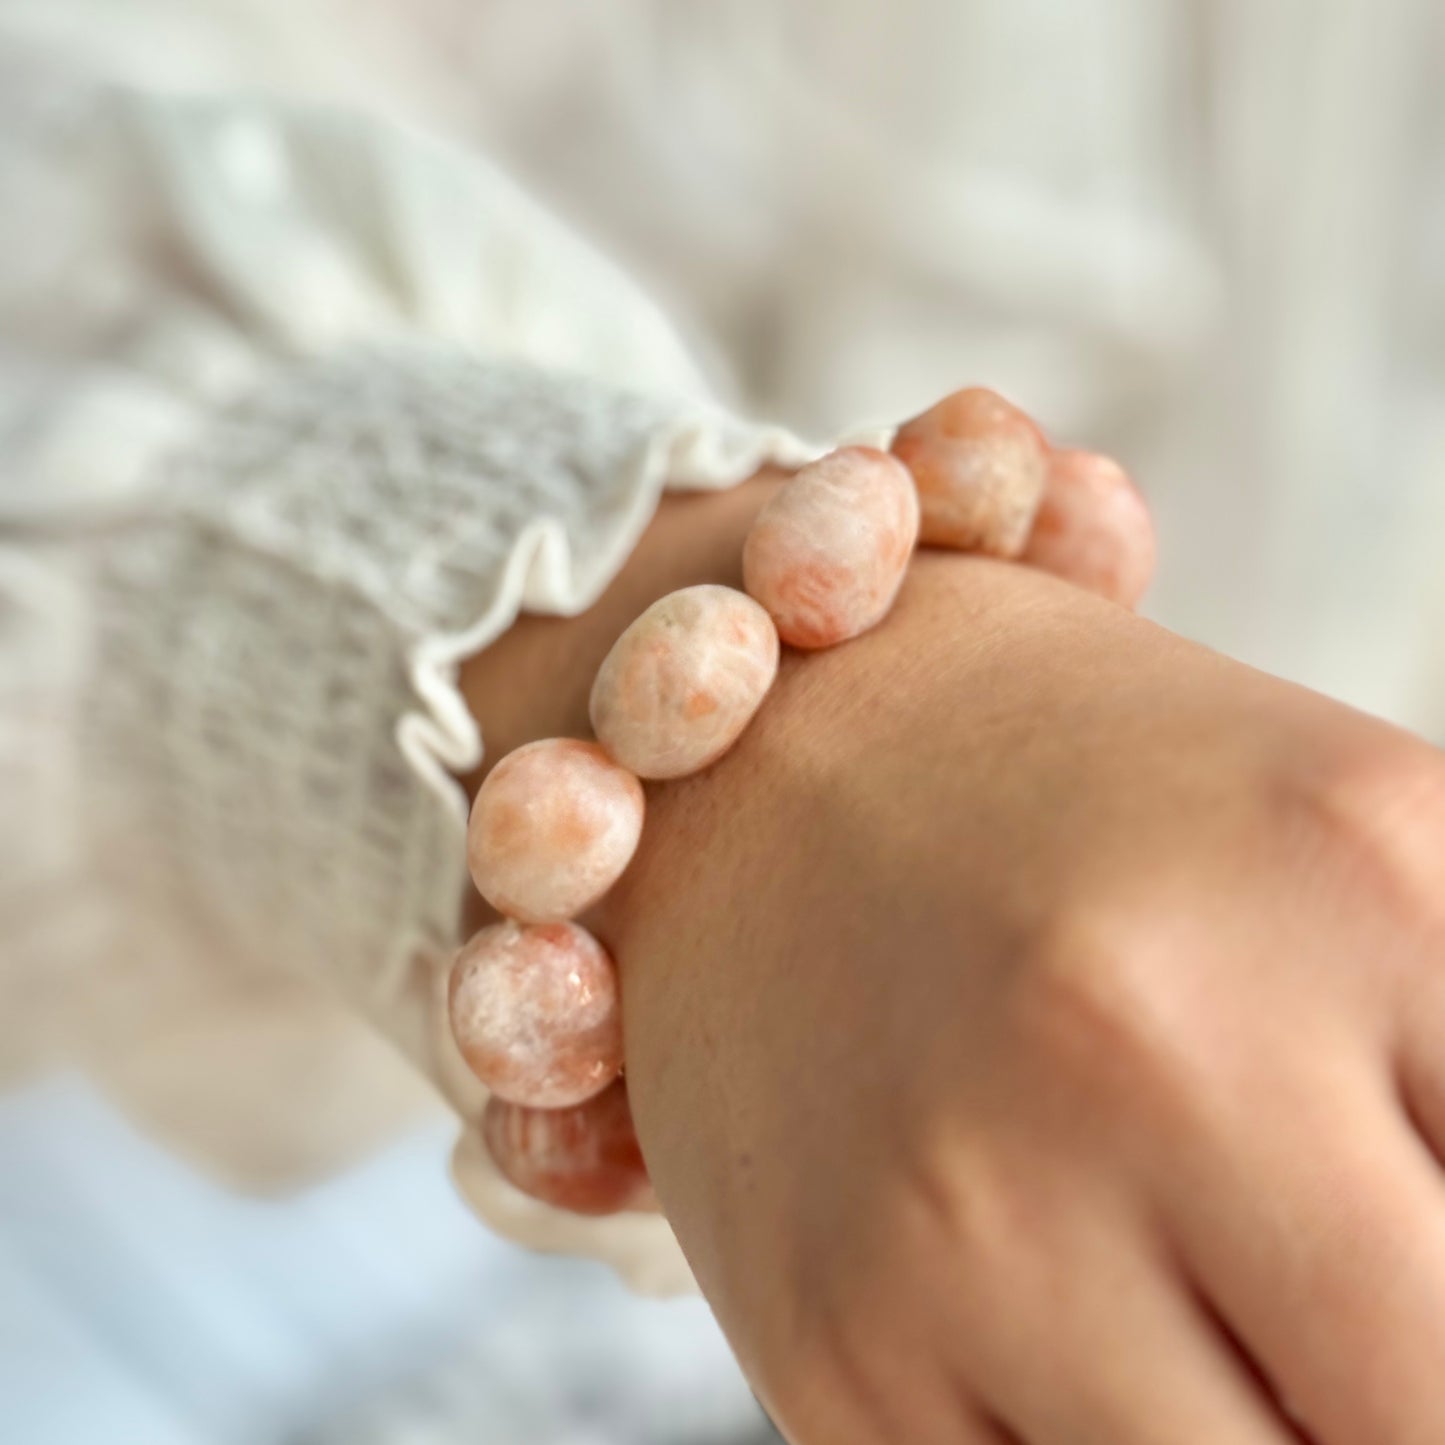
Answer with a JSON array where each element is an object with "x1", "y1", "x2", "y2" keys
[
  {"x1": 467, "y1": 739, "x2": 644, "y2": 923},
  {"x1": 482, "y1": 1079, "x2": 656, "y2": 1216},
  {"x1": 891, "y1": 387, "x2": 1049, "y2": 556},
  {"x1": 1023, "y1": 448, "x2": 1156, "y2": 608},
  {"x1": 448, "y1": 920, "x2": 623, "y2": 1109},
  {"x1": 742, "y1": 445, "x2": 920, "y2": 650},
  {"x1": 590, "y1": 584, "x2": 779, "y2": 780}
]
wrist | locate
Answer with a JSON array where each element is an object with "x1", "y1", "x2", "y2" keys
[{"x1": 448, "y1": 386, "x2": 1160, "y2": 1228}]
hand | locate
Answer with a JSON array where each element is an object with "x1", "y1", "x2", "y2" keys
[{"x1": 592, "y1": 552, "x2": 1445, "y2": 1445}]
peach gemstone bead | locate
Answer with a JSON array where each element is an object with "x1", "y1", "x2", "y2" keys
[
  {"x1": 891, "y1": 387, "x2": 1049, "y2": 556},
  {"x1": 589, "y1": 584, "x2": 779, "y2": 780},
  {"x1": 1023, "y1": 448, "x2": 1157, "y2": 608},
  {"x1": 448, "y1": 920, "x2": 623, "y2": 1109},
  {"x1": 467, "y1": 739, "x2": 644, "y2": 923},
  {"x1": 482, "y1": 1080, "x2": 655, "y2": 1216},
  {"x1": 742, "y1": 445, "x2": 920, "y2": 650}
]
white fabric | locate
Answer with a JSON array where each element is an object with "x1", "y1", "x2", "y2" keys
[
  {"x1": 0, "y1": 43, "x2": 810, "y2": 1288},
  {"x1": 3, "y1": 0, "x2": 1444, "y2": 1287}
]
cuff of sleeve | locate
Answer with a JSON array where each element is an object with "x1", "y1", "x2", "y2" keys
[{"x1": 86, "y1": 342, "x2": 813, "y2": 1288}]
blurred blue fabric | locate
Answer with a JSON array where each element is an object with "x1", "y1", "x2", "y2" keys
[{"x1": 0, "y1": 1077, "x2": 776, "y2": 1445}]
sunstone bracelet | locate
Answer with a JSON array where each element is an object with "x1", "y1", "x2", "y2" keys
[{"x1": 451, "y1": 387, "x2": 1155, "y2": 1217}]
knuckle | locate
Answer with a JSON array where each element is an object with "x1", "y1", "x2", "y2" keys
[
  {"x1": 1303, "y1": 739, "x2": 1445, "y2": 928},
  {"x1": 1012, "y1": 904, "x2": 1208, "y2": 1098},
  {"x1": 903, "y1": 1134, "x2": 1017, "y2": 1266}
]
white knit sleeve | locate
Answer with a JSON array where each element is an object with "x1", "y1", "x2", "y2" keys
[
  {"x1": 94, "y1": 346, "x2": 803, "y2": 1290},
  {"x1": 0, "y1": 60, "x2": 810, "y2": 1291}
]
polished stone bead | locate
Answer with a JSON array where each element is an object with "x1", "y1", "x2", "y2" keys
[
  {"x1": 742, "y1": 445, "x2": 919, "y2": 649},
  {"x1": 449, "y1": 920, "x2": 622, "y2": 1109},
  {"x1": 590, "y1": 584, "x2": 779, "y2": 779},
  {"x1": 467, "y1": 738, "x2": 644, "y2": 923},
  {"x1": 482, "y1": 1080, "x2": 656, "y2": 1216},
  {"x1": 1023, "y1": 448, "x2": 1156, "y2": 608},
  {"x1": 892, "y1": 387, "x2": 1048, "y2": 556}
]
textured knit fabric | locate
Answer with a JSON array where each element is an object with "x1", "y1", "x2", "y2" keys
[
  {"x1": 81, "y1": 347, "x2": 806, "y2": 1291},
  {"x1": 90, "y1": 346, "x2": 800, "y2": 1062},
  {"x1": 0, "y1": 45, "x2": 811, "y2": 1290}
]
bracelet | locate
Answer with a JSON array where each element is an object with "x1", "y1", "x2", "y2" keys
[{"x1": 450, "y1": 388, "x2": 1155, "y2": 1217}]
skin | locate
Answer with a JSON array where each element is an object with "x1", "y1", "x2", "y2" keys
[{"x1": 461, "y1": 471, "x2": 1445, "y2": 1445}]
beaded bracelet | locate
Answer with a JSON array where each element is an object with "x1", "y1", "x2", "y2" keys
[{"x1": 450, "y1": 387, "x2": 1155, "y2": 1217}]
